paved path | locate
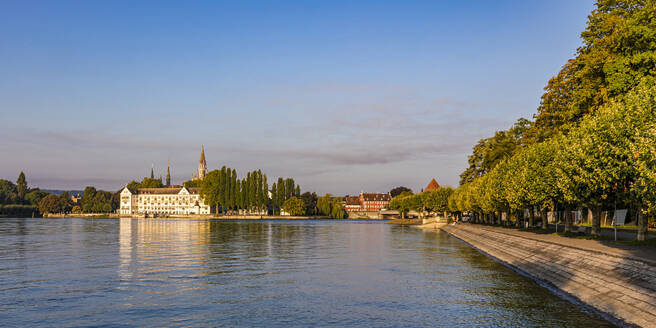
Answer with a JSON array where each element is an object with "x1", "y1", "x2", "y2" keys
[
  {"x1": 458, "y1": 224, "x2": 656, "y2": 266},
  {"x1": 444, "y1": 224, "x2": 656, "y2": 327}
]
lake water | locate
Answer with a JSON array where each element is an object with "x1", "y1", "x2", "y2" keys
[{"x1": 0, "y1": 218, "x2": 613, "y2": 327}]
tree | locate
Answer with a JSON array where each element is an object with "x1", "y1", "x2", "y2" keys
[
  {"x1": 59, "y1": 191, "x2": 72, "y2": 213},
  {"x1": 555, "y1": 90, "x2": 642, "y2": 236},
  {"x1": 183, "y1": 179, "x2": 201, "y2": 188},
  {"x1": 515, "y1": 139, "x2": 561, "y2": 229},
  {"x1": 300, "y1": 192, "x2": 318, "y2": 215},
  {"x1": 271, "y1": 183, "x2": 278, "y2": 212},
  {"x1": 16, "y1": 172, "x2": 27, "y2": 203},
  {"x1": 0, "y1": 179, "x2": 18, "y2": 205},
  {"x1": 140, "y1": 177, "x2": 163, "y2": 188},
  {"x1": 166, "y1": 166, "x2": 171, "y2": 186},
  {"x1": 317, "y1": 194, "x2": 334, "y2": 216},
  {"x1": 38, "y1": 194, "x2": 61, "y2": 215},
  {"x1": 25, "y1": 189, "x2": 48, "y2": 206},
  {"x1": 459, "y1": 118, "x2": 530, "y2": 185},
  {"x1": 330, "y1": 199, "x2": 345, "y2": 219},
  {"x1": 285, "y1": 179, "x2": 295, "y2": 199},
  {"x1": 529, "y1": 0, "x2": 656, "y2": 141},
  {"x1": 393, "y1": 195, "x2": 411, "y2": 218},
  {"x1": 200, "y1": 170, "x2": 222, "y2": 214},
  {"x1": 620, "y1": 82, "x2": 656, "y2": 239},
  {"x1": 79, "y1": 186, "x2": 116, "y2": 213},
  {"x1": 277, "y1": 177, "x2": 285, "y2": 205},
  {"x1": 422, "y1": 187, "x2": 454, "y2": 216},
  {"x1": 390, "y1": 186, "x2": 412, "y2": 198},
  {"x1": 282, "y1": 197, "x2": 305, "y2": 216},
  {"x1": 81, "y1": 187, "x2": 97, "y2": 213},
  {"x1": 262, "y1": 173, "x2": 269, "y2": 212}
]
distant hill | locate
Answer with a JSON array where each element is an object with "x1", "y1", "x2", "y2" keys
[{"x1": 41, "y1": 189, "x2": 84, "y2": 196}]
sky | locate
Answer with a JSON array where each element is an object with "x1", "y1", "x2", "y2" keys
[{"x1": 0, "y1": 0, "x2": 595, "y2": 195}]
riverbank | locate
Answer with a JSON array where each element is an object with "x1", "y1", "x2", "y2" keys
[
  {"x1": 41, "y1": 213, "x2": 383, "y2": 220},
  {"x1": 45, "y1": 213, "x2": 122, "y2": 219},
  {"x1": 443, "y1": 224, "x2": 656, "y2": 327}
]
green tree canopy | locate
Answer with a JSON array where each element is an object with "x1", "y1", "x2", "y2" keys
[
  {"x1": 16, "y1": 172, "x2": 27, "y2": 203},
  {"x1": 25, "y1": 189, "x2": 49, "y2": 206},
  {"x1": 282, "y1": 197, "x2": 305, "y2": 216},
  {"x1": 529, "y1": 0, "x2": 656, "y2": 142},
  {"x1": 389, "y1": 186, "x2": 412, "y2": 198},
  {"x1": 0, "y1": 179, "x2": 17, "y2": 205},
  {"x1": 38, "y1": 194, "x2": 61, "y2": 215}
]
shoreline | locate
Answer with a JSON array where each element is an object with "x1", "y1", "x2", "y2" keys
[
  {"x1": 39, "y1": 213, "x2": 387, "y2": 220},
  {"x1": 442, "y1": 224, "x2": 656, "y2": 327}
]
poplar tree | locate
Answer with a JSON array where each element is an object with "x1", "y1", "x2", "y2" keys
[
  {"x1": 231, "y1": 169, "x2": 237, "y2": 211},
  {"x1": 271, "y1": 182, "x2": 278, "y2": 212},
  {"x1": 241, "y1": 179, "x2": 247, "y2": 211},
  {"x1": 16, "y1": 172, "x2": 27, "y2": 203},
  {"x1": 277, "y1": 178, "x2": 285, "y2": 205},
  {"x1": 262, "y1": 174, "x2": 269, "y2": 212}
]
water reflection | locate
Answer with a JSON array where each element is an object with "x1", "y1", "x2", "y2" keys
[{"x1": 0, "y1": 219, "x2": 613, "y2": 327}]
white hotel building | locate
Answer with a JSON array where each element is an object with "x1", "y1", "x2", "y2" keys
[
  {"x1": 119, "y1": 147, "x2": 211, "y2": 216},
  {"x1": 119, "y1": 186, "x2": 211, "y2": 215}
]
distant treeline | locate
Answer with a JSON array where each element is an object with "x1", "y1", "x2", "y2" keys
[{"x1": 0, "y1": 172, "x2": 119, "y2": 216}]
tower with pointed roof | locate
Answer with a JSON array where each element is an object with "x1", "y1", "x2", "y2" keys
[
  {"x1": 424, "y1": 178, "x2": 440, "y2": 192},
  {"x1": 198, "y1": 146, "x2": 207, "y2": 180}
]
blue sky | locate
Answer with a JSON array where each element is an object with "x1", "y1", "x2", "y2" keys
[{"x1": 0, "y1": 1, "x2": 594, "y2": 194}]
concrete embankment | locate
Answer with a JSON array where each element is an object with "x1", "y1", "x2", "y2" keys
[{"x1": 442, "y1": 224, "x2": 656, "y2": 327}]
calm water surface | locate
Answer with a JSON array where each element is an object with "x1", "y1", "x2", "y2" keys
[{"x1": 0, "y1": 218, "x2": 612, "y2": 327}]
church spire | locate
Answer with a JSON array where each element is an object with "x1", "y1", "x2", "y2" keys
[
  {"x1": 200, "y1": 145, "x2": 206, "y2": 166},
  {"x1": 198, "y1": 145, "x2": 207, "y2": 180}
]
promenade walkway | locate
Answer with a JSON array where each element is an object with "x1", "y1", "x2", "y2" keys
[
  {"x1": 443, "y1": 223, "x2": 656, "y2": 327},
  {"x1": 463, "y1": 224, "x2": 656, "y2": 265}
]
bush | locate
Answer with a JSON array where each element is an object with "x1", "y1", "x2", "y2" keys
[{"x1": 0, "y1": 204, "x2": 39, "y2": 217}]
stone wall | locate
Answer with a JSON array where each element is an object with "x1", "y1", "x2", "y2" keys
[{"x1": 443, "y1": 224, "x2": 656, "y2": 327}]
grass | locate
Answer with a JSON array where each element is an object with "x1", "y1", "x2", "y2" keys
[
  {"x1": 519, "y1": 227, "x2": 551, "y2": 234},
  {"x1": 617, "y1": 239, "x2": 656, "y2": 246},
  {"x1": 552, "y1": 231, "x2": 613, "y2": 241},
  {"x1": 576, "y1": 222, "x2": 640, "y2": 229}
]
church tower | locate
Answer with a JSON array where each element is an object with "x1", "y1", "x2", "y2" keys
[{"x1": 198, "y1": 146, "x2": 207, "y2": 180}]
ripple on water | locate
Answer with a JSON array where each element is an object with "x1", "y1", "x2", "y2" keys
[{"x1": 0, "y1": 218, "x2": 614, "y2": 327}]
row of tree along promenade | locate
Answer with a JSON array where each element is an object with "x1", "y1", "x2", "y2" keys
[{"x1": 420, "y1": 1, "x2": 656, "y2": 243}]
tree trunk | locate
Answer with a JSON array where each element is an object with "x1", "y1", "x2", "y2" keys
[
  {"x1": 590, "y1": 206, "x2": 602, "y2": 236},
  {"x1": 541, "y1": 208, "x2": 548, "y2": 230},
  {"x1": 529, "y1": 207, "x2": 535, "y2": 228},
  {"x1": 515, "y1": 210, "x2": 522, "y2": 228},
  {"x1": 564, "y1": 205, "x2": 572, "y2": 233},
  {"x1": 637, "y1": 208, "x2": 648, "y2": 241}
]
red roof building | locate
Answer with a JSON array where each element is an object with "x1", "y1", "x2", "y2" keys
[
  {"x1": 359, "y1": 193, "x2": 391, "y2": 211},
  {"x1": 424, "y1": 178, "x2": 440, "y2": 192},
  {"x1": 342, "y1": 193, "x2": 392, "y2": 212},
  {"x1": 343, "y1": 196, "x2": 362, "y2": 212}
]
